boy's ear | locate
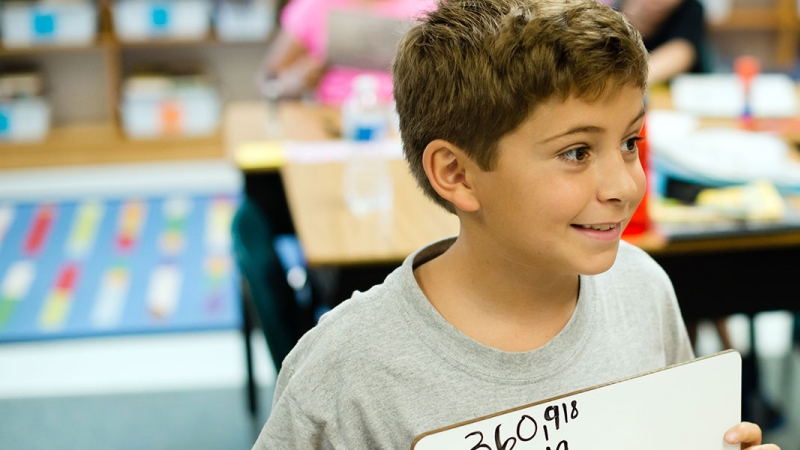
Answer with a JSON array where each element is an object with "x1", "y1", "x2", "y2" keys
[{"x1": 422, "y1": 139, "x2": 481, "y2": 212}]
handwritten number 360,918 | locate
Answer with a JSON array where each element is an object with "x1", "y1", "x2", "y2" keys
[{"x1": 464, "y1": 401, "x2": 579, "y2": 450}]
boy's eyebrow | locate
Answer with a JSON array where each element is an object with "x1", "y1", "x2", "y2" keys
[{"x1": 540, "y1": 107, "x2": 647, "y2": 143}]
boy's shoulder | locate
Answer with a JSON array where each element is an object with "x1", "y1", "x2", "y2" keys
[
  {"x1": 612, "y1": 240, "x2": 669, "y2": 280},
  {"x1": 276, "y1": 239, "x2": 453, "y2": 390},
  {"x1": 278, "y1": 255, "x2": 418, "y2": 378},
  {"x1": 286, "y1": 279, "x2": 396, "y2": 361},
  {"x1": 597, "y1": 240, "x2": 675, "y2": 304}
]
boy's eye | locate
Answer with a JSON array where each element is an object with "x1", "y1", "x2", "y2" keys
[
  {"x1": 561, "y1": 147, "x2": 590, "y2": 162},
  {"x1": 622, "y1": 136, "x2": 643, "y2": 153}
]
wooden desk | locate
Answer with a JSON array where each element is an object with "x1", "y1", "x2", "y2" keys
[{"x1": 281, "y1": 159, "x2": 459, "y2": 266}]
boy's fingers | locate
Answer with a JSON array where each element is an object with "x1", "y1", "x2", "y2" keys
[{"x1": 724, "y1": 422, "x2": 761, "y2": 447}]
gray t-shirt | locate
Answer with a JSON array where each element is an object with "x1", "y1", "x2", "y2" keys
[{"x1": 253, "y1": 239, "x2": 694, "y2": 449}]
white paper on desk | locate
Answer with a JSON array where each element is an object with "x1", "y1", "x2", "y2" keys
[
  {"x1": 646, "y1": 109, "x2": 699, "y2": 145},
  {"x1": 671, "y1": 74, "x2": 797, "y2": 118},
  {"x1": 651, "y1": 126, "x2": 800, "y2": 192},
  {"x1": 284, "y1": 140, "x2": 404, "y2": 164}
]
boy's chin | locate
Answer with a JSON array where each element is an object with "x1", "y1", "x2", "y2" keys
[{"x1": 575, "y1": 246, "x2": 620, "y2": 276}]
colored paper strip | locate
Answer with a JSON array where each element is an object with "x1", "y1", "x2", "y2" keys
[
  {"x1": 39, "y1": 264, "x2": 80, "y2": 331},
  {"x1": 0, "y1": 204, "x2": 14, "y2": 249},
  {"x1": 24, "y1": 204, "x2": 55, "y2": 256},
  {"x1": 116, "y1": 200, "x2": 147, "y2": 254},
  {"x1": 91, "y1": 266, "x2": 130, "y2": 329},
  {"x1": 1, "y1": 260, "x2": 36, "y2": 300},
  {"x1": 0, "y1": 261, "x2": 35, "y2": 327},
  {"x1": 147, "y1": 265, "x2": 182, "y2": 319},
  {"x1": 205, "y1": 197, "x2": 234, "y2": 252},
  {"x1": 158, "y1": 197, "x2": 191, "y2": 256},
  {"x1": 204, "y1": 255, "x2": 231, "y2": 313},
  {"x1": 66, "y1": 201, "x2": 104, "y2": 259}
]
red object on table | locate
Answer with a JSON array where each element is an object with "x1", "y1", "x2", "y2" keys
[{"x1": 623, "y1": 119, "x2": 650, "y2": 236}]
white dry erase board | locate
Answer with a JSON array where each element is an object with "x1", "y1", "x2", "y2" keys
[{"x1": 412, "y1": 351, "x2": 741, "y2": 450}]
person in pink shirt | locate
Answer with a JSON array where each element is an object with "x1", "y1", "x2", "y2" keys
[{"x1": 257, "y1": 0, "x2": 436, "y2": 105}]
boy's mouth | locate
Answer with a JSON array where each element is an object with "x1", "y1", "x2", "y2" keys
[{"x1": 571, "y1": 223, "x2": 619, "y2": 231}]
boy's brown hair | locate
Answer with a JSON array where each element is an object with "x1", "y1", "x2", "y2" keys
[{"x1": 392, "y1": 0, "x2": 649, "y2": 213}]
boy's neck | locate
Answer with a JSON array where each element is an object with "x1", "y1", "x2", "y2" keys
[{"x1": 413, "y1": 235, "x2": 580, "y2": 353}]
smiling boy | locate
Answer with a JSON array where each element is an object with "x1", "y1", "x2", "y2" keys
[{"x1": 252, "y1": 0, "x2": 776, "y2": 448}]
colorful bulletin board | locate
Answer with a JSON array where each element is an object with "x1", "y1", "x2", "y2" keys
[{"x1": 0, "y1": 194, "x2": 241, "y2": 343}]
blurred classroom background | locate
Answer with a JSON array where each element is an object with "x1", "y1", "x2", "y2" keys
[{"x1": 3, "y1": 0, "x2": 800, "y2": 449}]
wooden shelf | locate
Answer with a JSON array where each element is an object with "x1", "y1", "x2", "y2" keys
[
  {"x1": 710, "y1": 8, "x2": 783, "y2": 31},
  {"x1": 708, "y1": 0, "x2": 800, "y2": 67},
  {"x1": 0, "y1": 123, "x2": 223, "y2": 170},
  {"x1": 0, "y1": 33, "x2": 116, "y2": 56},
  {"x1": 0, "y1": 32, "x2": 267, "y2": 57},
  {"x1": 113, "y1": 32, "x2": 268, "y2": 49}
]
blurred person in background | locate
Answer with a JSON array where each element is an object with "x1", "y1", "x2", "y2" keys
[
  {"x1": 620, "y1": 0, "x2": 708, "y2": 84},
  {"x1": 256, "y1": 0, "x2": 436, "y2": 105}
]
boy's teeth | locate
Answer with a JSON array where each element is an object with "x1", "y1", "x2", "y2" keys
[{"x1": 580, "y1": 224, "x2": 615, "y2": 231}]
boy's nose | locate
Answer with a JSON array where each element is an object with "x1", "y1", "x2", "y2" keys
[{"x1": 596, "y1": 153, "x2": 641, "y2": 205}]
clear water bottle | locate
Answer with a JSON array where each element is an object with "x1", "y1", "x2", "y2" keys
[
  {"x1": 341, "y1": 74, "x2": 388, "y2": 141},
  {"x1": 341, "y1": 74, "x2": 393, "y2": 215}
]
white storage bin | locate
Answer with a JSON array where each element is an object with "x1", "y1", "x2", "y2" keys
[
  {"x1": 1, "y1": 0, "x2": 98, "y2": 48},
  {"x1": 122, "y1": 84, "x2": 220, "y2": 138},
  {"x1": 113, "y1": 0, "x2": 212, "y2": 41},
  {"x1": 0, "y1": 98, "x2": 51, "y2": 142},
  {"x1": 215, "y1": 0, "x2": 275, "y2": 42}
]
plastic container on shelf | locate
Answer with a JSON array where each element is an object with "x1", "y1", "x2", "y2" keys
[
  {"x1": 1, "y1": 0, "x2": 98, "y2": 48},
  {"x1": 0, "y1": 72, "x2": 44, "y2": 99},
  {"x1": 0, "y1": 98, "x2": 51, "y2": 142},
  {"x1": 113, "y1": 0, "x2": 212, "y2": 42},
  {"x1": 121, "y1": 75, "x2": 220, "y2": 139},
  {"x1": 215, "y1": 0, "x2": 275, "y2": 42}
]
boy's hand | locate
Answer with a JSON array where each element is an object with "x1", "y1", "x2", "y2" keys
[{"x1": 724, "y1": 422, "x2": 781, "y2": 449}]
